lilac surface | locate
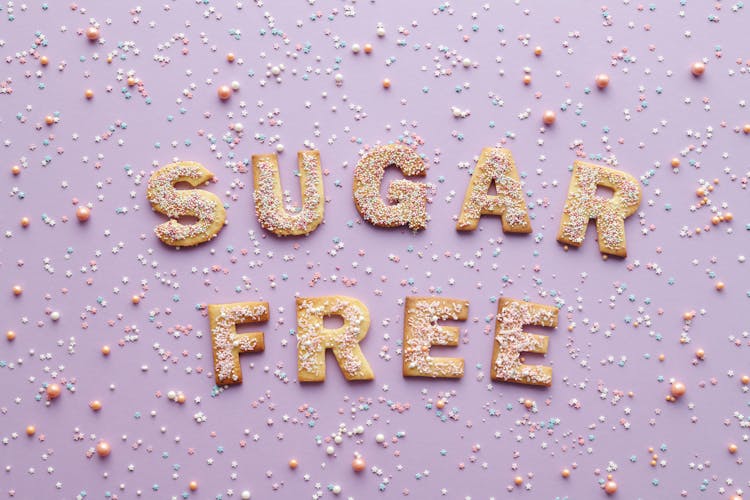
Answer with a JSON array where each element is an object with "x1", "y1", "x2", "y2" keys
[{"x1": 1, "y1": 1, "x2": 750, "y2": 499}]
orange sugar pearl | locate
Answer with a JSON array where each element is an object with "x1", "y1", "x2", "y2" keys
[
  {"x1": 46, "y1": 383, "x2": 62, "y2": 400},
  {"x1": 658, "y1": 354, "x2": 665, "y2": 362},
  {"x1": 514, "y1": 476, "x2": 523, "y2": 486},
  {"x1": 724, "y1": 212, "x2": 733, "y2": 221},
  {"x1": 45, "y1": 115, "x2": 55, "y2": 125},
  {"x1": 218, "y1": 85, "x2": 232, "y2": 100},
  {"x1": 670, "y1": 381, "x2": 687, "y2": 398},
  {"x1": 695, "y1": 348, "x2": 705, "y2": 359},
  {"x1": 127, "y1": 77, "x2": 137, "y2": 87},
  {"x1": 101, "y1": 345, "x2": 111, "y2": 356},
  {"x1": 40, "y1": 55, "x2": 49, "y2": 66},
  {"x1": 131, "y1": 295, "x2": 141, "y2": 304},
  {"x1": 671, "y1": 158, "x2": 681, "y2": 167},
  {"x1": 226, "y1": 53, "x2": 236, "y2": 62},
  {"x1": 76, "y1": 206, "x2": 90, "y2": 222},
  {"x1": 435, "y1": 399, "x2": 446, "y2": 409},
  {"x1": 522, "y1": 74, "x2": 532, "y2": 85},
  {"x1": 715, "y1": 281, "x2": 725, "y2": 291},
  {"x1": 382, "y1": 78, "x2": 391, "y2": 89},
  {"x1": 26, "y1": 425, "x2": 36, "y2": 436},
  {"x1": 604, "y1": 479, "x2": 618, "y2": 495},
  {"x1": 86, "y1": 26, "x2": 100, "y2": 41},
  {"x1": 542, "y1": 110, "x2": 556, "y2": 125},
  {"x1": 6, "y1": 330, "x2": 16, "y2": 341},
  {"x1": 95, "y1": 440, "x2": 111, "y2": 457},
  {"x1": 12, "y1": 164, "x2": 21, "y2": 175},
  {"x1": 561, "y1": 468, "x2": 570, "y2": 478},
  {"x1": 189, "y1": 481, "x2": 199, "y2": 491},
  {"x1": 691, "y1": 61, "x2": 705, "y2": 76},
  {"x1": 534, "y1": 46, "x2": 543, "y2": 56},
  {"x1": 352, "y1": 457, "x2": 366, "y2": 472},
  {"x1": 524, "y1": 399, "x2": 534, "y2": 409},
  {"x1": 728, "y1": 443, "x2": 738, "y2": 454},
  {"x1": 85, "y1": 89, "x2": 94, "y2": 99},
  {"x1": 89, "y1": 400, "x2": 102, "y2": 411},
  {"x1": 595, "y1": 73, "x2": 610, "y2": 89},
  {"x1": 744, "y1": 124, "x2": 750, "y2": 134},
  {"x1": 288, "y1": 458, "x2": 298, "y2": 469},
  {"x1": 363, "y1": 43, "x2": 373, "y2": 54},
  {"x1": 741, "y1": 375, "x2": 750, "y2": 385},
  {"x1": 12, "y1": 285, "x2": 23, "y2": 296}
]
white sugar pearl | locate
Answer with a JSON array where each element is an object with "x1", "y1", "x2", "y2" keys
[
  {"x1": 462, "y1": 58, "x2": 472, "y2": 67},
  {"x1": 375, "y1": 433, "x2": 385, "y2": 443},
  {"x1": 241, "y1": 491, "x2": 251, "y2": 500},
  {"x1": 332, "y1": 485, "x2": 342, "y2": 495},
  {"x1": 271, "y1": 66, "x2": 281, "y2": 76},
  {"x1": 334, "y1": 73, "x2": 344, "y2": 84},
  {"x1": 334, "y1": 435, "x2": 343, "y2": 444},
  {"x1": 326, "y1": 445, "x2": 335, "y2": 455},
  {"x1": 234, "y1": 123, "x2": 244, "y2": 132},
  {"x1": 50, "y1": 311, "x2": 60, "y2": 321},
  {"x1": 351, "y1": 43, "x2": 361, "y2": 53},
  {"x1": 230, "y1": 81, "x2": 240, "y2": 90},
  {"x1": 167, "y1": 390, "x2": 176, "y2": 400},
  {"x1": 376, "y1": 26, "x2": 385, "y2": 37},
  {"x1": 275, "y1": 144, "x2": 284, "y2": 152}
]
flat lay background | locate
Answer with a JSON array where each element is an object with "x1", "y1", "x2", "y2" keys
[{"x1": 1, "y1": 1, "x2": 749, "y2": 498}]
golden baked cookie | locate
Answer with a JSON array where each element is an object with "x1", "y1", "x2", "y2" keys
[
  {"x1": 296, "y1": 296, "x2": 374, "y2": 382},
  {"x1": 557, "y1": 161, "x2": 642, "y2": 257},
  {"x1": 402, "y1": 297, "x2": 469, "y2": 378},
  {"x1": 252, "y1": 150, "x2": 324, "y2": 236},
  {"x1": 147, "y1": 161, "x2": 226, "y2": 246}
]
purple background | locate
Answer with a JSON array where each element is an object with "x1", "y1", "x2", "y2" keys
[{"x1": 2, "y1": 1, "x2": 750, "y2": 498}]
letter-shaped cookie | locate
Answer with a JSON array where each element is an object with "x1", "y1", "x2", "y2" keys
[
  {"x1": 402, "y1": 297, "x2": 469, "y2": 378},
  {"x1": 147, "y1": 161, "x2": 226, "y2": 246},
  {"x1": 209, "y1": 301, "x2": 269, "y2": 386},
  {"x1": 491, "y1": 298, "x2": 558, "y2": 387},
  {"x1": 296, "y1": 296, "x2": 374, "y2": 382},
  {"x1": 456, "y1": 148, "x2": 531, "y2": 233},
  {"x1": 353, "y1": 144, "x2": 429, "y2": 230},
  {"x1": 557, "y1": 161, "x2": 641, "y2": 257},
  {"x1": 252, "y1": 150, "x2": 325, "y2": 236}
]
